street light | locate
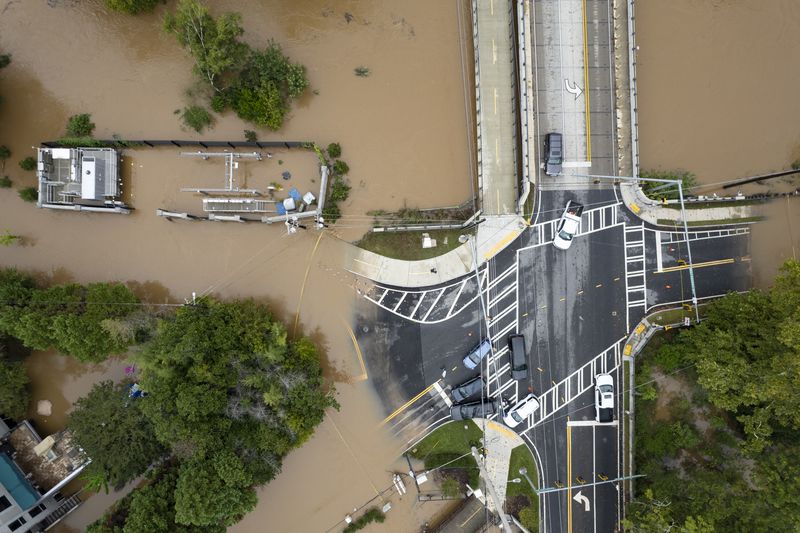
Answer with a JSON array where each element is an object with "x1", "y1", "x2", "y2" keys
[
  {"x1": 509, "y1": 478, "x2": 521, "y2": 484},
  {"x1": 518, "y1": 467, "x2": 537, "y2": 493}
]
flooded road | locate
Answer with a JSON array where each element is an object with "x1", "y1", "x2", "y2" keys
[
  {"x1": 635, "y1": 0, "x2": 800, "y2": 286},
  {"x1": 0, "y1": 0, "x2": 474, "y2": 531}
]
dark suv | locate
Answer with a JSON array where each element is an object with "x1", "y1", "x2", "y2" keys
[
  {"x1": 544, "y1": 133, "x2": 563, "y2": 176},
  {"x1": 450, "y1": 398, "x2": 500, "y2": 420},
  {"x1": 451, "y1": 376, "x2": 486, "y2": 403},
  {"x1": 508, "y1": 334, "x2": 528, "y2": 380}
]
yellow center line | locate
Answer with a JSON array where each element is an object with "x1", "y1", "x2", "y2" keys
[
  {"x1": 293, "y1": 232, "x2": 325, "y2": 337},
  {"x1": 341, "y1": 318, "x2": 368, "y2": 382},
  {"x1": 582, "y1": 0, "x2": 591, "y2": 161},
  {"x1": 656, "y1": 258, "x2": 735, "y2": 274},
  {"x1": 567, "y1": 420, "x2": 573, "y2": 533},
  {"x1": 379, "y1": 381, "x2": 438, "y2": 427}
]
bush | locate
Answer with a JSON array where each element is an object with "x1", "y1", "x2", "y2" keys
[
  {"x1": 332, "y1": 160, "x2": 350, "y2": 176},
  {"x1": 19, "y1": 157, "x2": 35, "y2": 172},
  {"x1": 329, "y1": 178, "x2": 350, "y2": 202},
  {"x1": 354, "y1": 66, "x2": 370, "y2": 77},
  {"x1": 343, "y1": 508, "x2": 385, "y2": 532},
  {"x1": 326, "y1": 142, "x2": 341, "y2": 158},
  {"x1": 0, "y1": 145, "x2": 10, "y2": 164},
  {"x1": 181, "y1": 105, "x2": 213, "y2": 133},
  {"x1": 66, "y1": 113, "x2": 96, "y2": 137},
  {"x1": 210, "y1": 93, "x2": 227, "y2": 113},
  {"x1": 18, "y1": 187, "x2": 37, "y2": 203},
  {"x1": 104, "y1": 0, "x2": 159, "y2": 14},
  {"x1": 244, "y1": 129, "x2": 257, "y2": 142},
  {"x1": 640, "y1": 169, "x2": 697, "y2": 200},
  {"x1": 0, "y1": 54, "x2": 10, "y2": 69},
  {"x1": 519, "y1": 506, "x2": 538, "y2": 530},
  {"x1": 0, "y1": 176, "x2": 11, "y2": 188}
]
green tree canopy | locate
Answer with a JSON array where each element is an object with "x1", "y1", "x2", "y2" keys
[
  {"x1": 163, "y1": 0, "x2": 248, "y2": 91},
  {"x1": 69, "y1": 381, "x2": 165, "y2": 489},
  {"x1": 105, "y1": 0, "x2": 159, "y2": 15},
  {"x1": 0, "y1": 347, "x2": 30, "y2": 420}
]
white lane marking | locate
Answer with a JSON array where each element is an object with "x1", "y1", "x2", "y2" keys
[
  {"x1": 422, "y1": 288, "x2": 446, "y2": 321},
  {"x1": 655, "y1": 230, "x2": 663, "y2": 273},
  {"x1": 392, "y1": 292, "x2": 407, "y2": 312},
  {"x1": 433, "y1": 381, "x2": 452, "y2": 407},
  {"x1": 446, "y1": 279, "x2": 469, "y2": 318},
  {"x1": 567, "y1": 420, "x2": 619, "y2": 427}
]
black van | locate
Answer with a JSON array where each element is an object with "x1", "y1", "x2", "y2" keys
[
  {"x1": 544, "y1": 133, "x2": 563, "y2": 176},
  {"x1": 508, "y1": 334, "x2": 528, "y2": 380}
]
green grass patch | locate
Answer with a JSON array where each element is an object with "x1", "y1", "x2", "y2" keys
[
  {"x1": 656, "y1": 216, "x2": 764, "y2": 228},
  {"x1": 356, "y1": 228, "x2": 472, "y2": 261},
  {"x1": 507, "y1": 445, "x2": 538, "y2": 499},
  {"x1": 409, "y1": 420, "x2": 482, "y2": 488}
]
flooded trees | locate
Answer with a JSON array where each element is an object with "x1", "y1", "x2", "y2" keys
[
  {"x1": 104, "y1": 0, "x2": 159, "y2": 15},
  {"x1": 164, "y1": 0, "x2": 309, "y2": 131},
  {"x1": 0, "y1": 269, "x2": 140, "y2": 362},
  {"x1": 0, "y1": 347, "x2": 30, "y2": 420},
  {"x1": 69, "y1": 381, "x2": 165, "y2": 489}
]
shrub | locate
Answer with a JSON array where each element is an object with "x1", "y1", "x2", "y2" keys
[
  {"x1": 519, "y1": 506, "x2": 538, "y2": 530},
  {"x1": 18, "y1": 187, "x2": 37, "y2": 203},
  {"x1": 104, "y1": 0, "x2": 159, "y2": 14},
  {"x1": 0, "y1": 145, "x2": 10, "y2": 165},
  {"x1": 244, "y1": 129, "x2": 257, "y2": 142},
  {"x1": 66, "y1": 113, "x2": 96, "y2": 137},
  {"x1": 181, "y1": 105, "x2": 213, "y2": 133},
  {"x1": 326, "y1": 142, "x2": 341, "y2": 158},
  {"x1": 210, "y1": 93, "x2": 227, "y2": 113},
  {"x1": 0, "y1": 176, "x2": 11, "y2": 188},
  {"x1": 321, "y1": 202, "x2": 341, "y2": 223},
  {"x1": 333, "y1": 160, "x2": 350, "y2": 176},
  {"x1": 19, "y1": 157, "x2": 35, "y2": 172},
  {"x1": 354, "y1": 66, "x2": 370, "y2": 77},
  {"x1": 0, "y1": 232, "x2": 20, "y2": 246},
  {"x1": 640, "y1": 169, "x2": 697, "y2": 200},
  {"x1": 343, "y1": 508, "x2": 385, "y2": 532},
  {"x1": 0, "y1": 54, "x2": 10, "y2": 69},
  {"x1": 330, "y1": 178, "x2": 350, "y2": 202}
]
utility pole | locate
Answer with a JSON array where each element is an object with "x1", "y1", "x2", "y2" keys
[{"x1": 471, "y1": 447, "x2": 511, "y2": 531}]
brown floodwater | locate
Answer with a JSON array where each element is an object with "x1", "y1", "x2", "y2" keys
[
  {"x1": 635, "y1": 0, "x2": 800, "y2": 287},
  {"x1": 0, "y1": 0, "x2": 474, "y2": 531}
]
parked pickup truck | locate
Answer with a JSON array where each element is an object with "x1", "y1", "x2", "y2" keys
[{"x1": 553, "y1": 200, "x2": 584, "y2": 250}]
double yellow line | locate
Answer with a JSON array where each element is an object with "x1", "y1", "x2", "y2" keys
[
  {"x1": 657, "y1": 258, "x2": 735, "y2": 274},
  {"x1": 379, "y1": 382, "x2": 438, "y2": 427}
]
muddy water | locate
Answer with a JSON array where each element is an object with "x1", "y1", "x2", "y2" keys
[
  {"x1": 635, "y1": 0, "x2": 800, "y2": 286},
  {"x1": 0, "y1": 0, "x2": 473, "y2": 531}
]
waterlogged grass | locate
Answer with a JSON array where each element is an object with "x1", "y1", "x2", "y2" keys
[{"x1": 656, "y1": 216, "x2": 764, "y2": 228}]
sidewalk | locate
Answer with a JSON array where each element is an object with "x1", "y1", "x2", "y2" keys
[
  {"x1": 481, "y1": 420, "x2": 524, "y2": 513},
  {"x1": 345, "y1": 215, "x2": 527, "y2": 288},
  {"x1": 619, "y1": 182, "x2": 756, "y2": 226}
]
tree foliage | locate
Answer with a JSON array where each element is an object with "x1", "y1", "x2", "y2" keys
[
  {"x1": 0, "y1": 269, "x2": 140, "y2": 362},
  {"x1": 134, "y1": 298, "x2": 335, "y2": 527},
  {"x1": 19, "y1": 156, "x2": 35, "y2": 171},
  {"x1": 180, "y1": 105, "x2": 213, "y2": 133},
  {"x1": 0, "y1": 347, "x2": 30, "y2": 420},
  {"x1": 640, "y1": 169, "x2": 697, "y2": 200},
  {"x1": 105, "y1": 0, "x2": 160, "y2": 15},
  {"x1": 164, "y1": 0, "x2": 248, "y2": 91},
  {"x1": 69, "y1": 381, "x2": 165, "y2": 489},
  {"x1": 18, "y1": 187, "x2": 37, "y2": 203},
  {"x1": 66, "y1": 113, "x2": 96, "y2": 137}
]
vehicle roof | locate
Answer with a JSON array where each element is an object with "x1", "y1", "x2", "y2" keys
[
  {"x1": 561, "y1": 218, "x2": 580, "y2": 233},
  {"x1": 510, "y1": 394, "x2": 539, "y2": 416},
  {"x1": 596, "y1": 373, "x2": 613, "y2": 386}
]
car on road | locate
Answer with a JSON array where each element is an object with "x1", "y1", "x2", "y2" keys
[
  {"x1": 451, "y1": 398, "x2": 500, "y2": 420},
  {"x1": 553, "y1": 200, "x2": 584, "y2": 250},
  {"x1": 463, "y1": 339, "x2": 492, "y2": 370},
  {"x1": 544, "y1": 132, "x2": 563, "y2": 176},
  {"x1": 502, "y1": 394, "x2": 540, "y2": 428},
  {"x1": 594, "y1": 373, "x2": 614, "y2": 423},
  {"x1": 450, "y1": 376, "x2": 486, "y2": 403},
  {"x1": 508, "y1": 334, "x2": 528, "y2": 380}
]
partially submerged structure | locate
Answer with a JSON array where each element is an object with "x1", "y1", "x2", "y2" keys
[
  {"x1": 0, "y1": 419, "x2": 89, "y2": 532},
  {"x1": 36, "y1": 147, "x2": 129, "y2": 213}
]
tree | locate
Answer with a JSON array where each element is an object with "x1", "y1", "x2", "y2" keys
[
  {"x1": 333, "y1": 160, "x2": 350, "y2": 176},
  {"x1": 69, "y1": 381, "x2": 165, "y2": 489},
  {"x1": 0, "y1": 54, "x2": 10, "y2": 70},
  {"x1": 243, "y1": 129, "x2": 257, "y2": 142},
  {"x1": 18, "y1": 187, "x2": 37, "y2": 203},
  {"x1": 180, "y1": 106, "x2": 213, "y2": 133},
  {"x1": 105, "y1": 0, "x2": 160, "y2": 15},
  {"x1": 0, "y1": 145, "x2": 10, "y2": 170},
  {"x1": 0, "y1": 349, "x2": 30, "y2": 419},
  {"x1": 164, "y1": 0, "x2": 248, "y2": 91},
  {"x1": 19, "y1": 156, "x2": 35, "y2": 171},
  {"x1": 326, "y1": 142, "x2": 341, "y2": 158},
  {"x1": 66, "y1": 113, "x2": 96, "y2": 137},
  {"x1": 173, "y1": 458, "x2": 256, "y2": 527},
  {"x1": 0, "y1": 176, "x2": 12, "y2": 188}
]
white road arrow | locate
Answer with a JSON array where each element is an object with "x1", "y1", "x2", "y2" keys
[
  {"x1": 564, "y1": 79, "x2": 584, "y2": 99},
  {"x1": 573, "y1": 490, "x2": 591, "y2": 512}
]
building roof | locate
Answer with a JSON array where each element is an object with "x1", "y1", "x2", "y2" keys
[{"x1": 0, "y1": 453, "x2": 38, "y2": 510}]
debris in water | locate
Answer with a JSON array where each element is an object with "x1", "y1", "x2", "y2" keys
[{"x1": 37, "y1": 400, "x2": 52, "y2": 416}]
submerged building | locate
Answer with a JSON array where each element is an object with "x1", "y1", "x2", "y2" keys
[
  {"x1": 36, "y1": 147, "x2": 129, "y2": 213},
  {"x1": 0, "y1": 419, "x2": 88, "y2": 532}
]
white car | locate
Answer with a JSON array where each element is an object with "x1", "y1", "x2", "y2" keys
[
  {"x1": 594, "y1": 374, "x2": 614, "y2": 423},
  {"x1": 503, "y1": 394, "x2": 540, "y2": 428},
  {"x1": 553, "y1": 201, "x2": 584, "y2": 250}
]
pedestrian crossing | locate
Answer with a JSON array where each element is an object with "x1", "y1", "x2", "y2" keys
[
  {"x1": 521, "y1": 338, "x2": 626, "y2": 434},
  {"x1": 521, "y1": 202, "x2": 622, "y2": 249},
  {"x1": 624, "y1": 224, "x2": 647, "y2": 331},
  {"x1": 649, "y1": 226, "x2": 750, "y2": 244}
]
